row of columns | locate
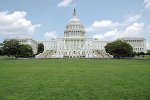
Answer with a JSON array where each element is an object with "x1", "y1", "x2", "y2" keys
[
  {"x1": 64, "y1": 39, "x2": 84, "y2": 49},
  {"x1": 64, "y1": 31, "x2": 84, "y2": 37}
]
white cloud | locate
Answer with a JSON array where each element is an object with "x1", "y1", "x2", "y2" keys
[
  {"x1": 85, "y1": 20, "x2": 118, "y2": 32},
  {"x1": 144, "y1": 0, "x2": 150, "y2": 9},
  {"x1": 92, "y1": 20, "x2": 117, "y2": 28},
  {"x1": 148, "y1": 24, "x2": 150, "y2": 28},
  {"x1": 93, "y1": 29, "x2": 119, "y2": 40},
  {"x1": 57, "y1": 0, "x2": 73, "y2": 7},
  {"x1": 124, "y1": 23, "x2": 144, "y2": 36},
  {"x1": 92, "y1": 22, "x2": 144, "y2": 41},
  {"x1": 0, "y1": 11, "x2": 40, "y2": 37},
  {"x1": 44, "y1": 31, "x2": 58, "y2": 40},
  {"x1": 87, "y1": 14, "x2": 145, "y2": 41},
  {"x1": 145, "y1": 25, "x2": 150, "y2": 49},
  {"x1": 89, "y1": 14, "x2": 147, "y2": 46},
  {"x1": 125, "y1": 15, "x2": 141, "y2": 23},
  {"x1": 146, "y1": 42, "x2": 150, "y2": 49}
]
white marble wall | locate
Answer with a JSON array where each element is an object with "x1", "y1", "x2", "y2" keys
[
  {"x1": 122, "y1": 38, "x2": 146, "y2": 53},
  {"x1": 43, "y1": 38, "x2": 108, "y2": 51}
]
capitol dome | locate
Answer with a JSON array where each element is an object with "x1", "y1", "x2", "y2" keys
[{"x1": 64, "y1": 9, "x2": 85, "y2": 38}]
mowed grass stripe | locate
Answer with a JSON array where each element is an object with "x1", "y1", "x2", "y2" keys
[{"x1": 0, "y1": 59, "x2": 150, "y2": 100}]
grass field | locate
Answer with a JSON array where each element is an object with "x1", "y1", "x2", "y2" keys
[{"x1": 0, "y1": 59, "x2": 150, "y2": 100}]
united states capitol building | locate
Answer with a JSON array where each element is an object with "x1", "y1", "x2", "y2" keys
[
  {"x1": 36, "y1": 9, "x2": 146, "y2": 58},
  {"x1": 3, "y1": 9, "x2": 146, "y2": 58}
]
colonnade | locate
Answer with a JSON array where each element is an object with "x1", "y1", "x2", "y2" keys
[{"x1": 64, "y1": 39, "x2": 84, "y2": 49}]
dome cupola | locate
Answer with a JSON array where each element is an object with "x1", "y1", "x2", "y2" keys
[{"x1": 64, "y1": 9, "x2": 85, "y2": 38}]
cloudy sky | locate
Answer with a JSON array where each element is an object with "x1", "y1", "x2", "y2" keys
[{"x1": 0, "y1": 0, "x2": 150, "y2": 49}]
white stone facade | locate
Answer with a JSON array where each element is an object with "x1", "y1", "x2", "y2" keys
[
  {"x1": 121, "y1": 37, "x2": 146, "y2": 53},
  {"x1": 3, "y1": 9, "x2": 147, "y2": 58},
  {"x1": 39, "y1": 9, "x2": 146, "y2": 58},
  {"x1": 42, "y1": 9, "x2": 110, "y2": 58}
]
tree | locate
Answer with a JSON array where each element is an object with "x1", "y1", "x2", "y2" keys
[
  {"x1": 37, "y1": 43, "x2": 44, "y2": 54},
  {"x1": 136, "y1": 52, "x2": 140, "y2": 58},
  {"x1": 0, "y1": 43, "x2": 5, "y2": 55},
  {"x1": 146, "y1": 50, "x2": 150, "y2": 55},
  {"x1": 3, "y1": 39, "x2": 20, "y2": 58},
  {"x1": 18, "y1": 44, "x2": 33, "y2": 58},
  {"x1": 105, "y1": 40, "x2": 133, "y2": 58},
  {"x1": 131, "y1": 52, "x2": 136, "y2": 58},
  {"x1": 3, "y1": 39, "x2": 33, "y2": 58},
  {"x1": 136, "y1": 52, "x2": 145, "y2": 58},
  {"x1": 0, "y1": 47, "x2": 5, "y2": 55},
  {"x1": 140, "y1": 52, "x2": 145, "y2": 57}
]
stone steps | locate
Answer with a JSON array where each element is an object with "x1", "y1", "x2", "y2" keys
[
  {"x1": 93, "y1": 50, "x2": 113, "y2": 58},
  {"x1": 36, "y1": 50, "x2": 55, "y2": 58}
]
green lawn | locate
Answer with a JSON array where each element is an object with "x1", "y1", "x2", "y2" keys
[{"x1": 0, "y1": 59, "x2": 150, "y2": 100}]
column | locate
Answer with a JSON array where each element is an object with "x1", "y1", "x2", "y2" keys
[{"x1": 76, "y1": 40, "x2": 77, "y2": 49}]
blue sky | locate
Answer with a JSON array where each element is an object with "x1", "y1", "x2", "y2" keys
[{"x1": 0, "y1": 0, "x2": 150, "y2": 49}]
